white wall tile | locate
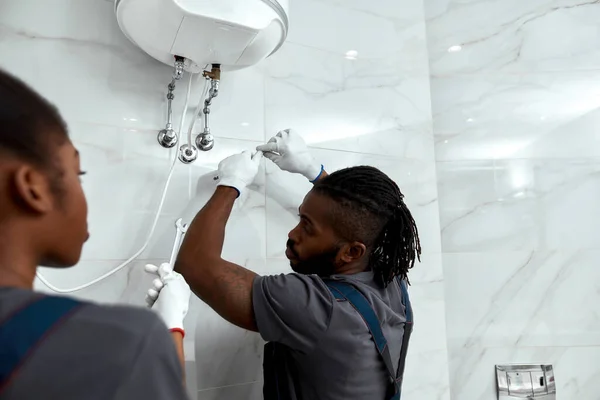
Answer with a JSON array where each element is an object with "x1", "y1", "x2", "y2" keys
[
  {"x1": 443, "y1": 251, "x2": 600, "y2": 349},
  {"x1": 426, "y1": 0, "x2": 600, "y2": 75},
  {"x1": 437, "y1": 159, "x2": 600, "y2": 252},
  {"x1": 431, "y1": 71, "x2": 600, "y2": 161},
  {"x1": 428, "y1": 1, "x2": 600, "y2": 399},
  {"x1": 305, "y1": 0, "x2": 425, "y2": 22},
  {"x1": 286, "y1": 0, "x2": 425, "y2": 59},
  {"x1": 403, "y1": 349, "x2": 451, "y2": 400},
  {"x1": 448, "y1": 345, "x2": 600, "y2": 400},
  {"x1": 263, "y1": 43, "x2": 434, "y2": 160}
]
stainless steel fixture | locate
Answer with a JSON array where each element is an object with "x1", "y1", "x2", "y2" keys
[
  {"x1": 496, "y1": 364, "x2": 556, "y2": 400},
  {"x1": 169, "y1": 218, "x2": 188, "y2": 266},
  {"x1": 195, "y1": 65, "x2": 220, "y2": 152},
  {"x1": 157, "y1": 57, "x2": 185, "y2": 148},
  {"x1": 178, "y1": 143, "x2": 198, "y2": 164}
]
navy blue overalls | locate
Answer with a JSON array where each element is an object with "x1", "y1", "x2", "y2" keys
[{"x1": 263, "y1": 278, "x2": 414, "y2": 400}]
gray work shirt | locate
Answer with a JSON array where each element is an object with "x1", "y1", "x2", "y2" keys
[
  {"x1": 0, "y1": 288, "x2": 188, "y2": 400},
  {"x1": 253, "y1": 271, "x2": 409, "y2": 400}
]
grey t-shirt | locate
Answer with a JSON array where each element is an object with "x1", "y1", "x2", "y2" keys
[
  {"x1": 0, "y1": 288, "x2": 188, "y2": 400},
  {"x1": 253, "y1": 271, "x2": 409, "y2": 400}
]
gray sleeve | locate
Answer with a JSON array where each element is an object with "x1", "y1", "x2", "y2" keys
[
  {"x1": 113, "y1": 316, "x2": 188, "y2": 400},
  {"x1": 252, "y1": 273, "x2": 333, "y2": 354}
]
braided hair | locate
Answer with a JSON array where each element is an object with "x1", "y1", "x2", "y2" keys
[{"x1": 313, "y1": 166, "x2": 421, "y2": 286}]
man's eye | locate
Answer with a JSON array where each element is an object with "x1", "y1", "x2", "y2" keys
[{"x1": 302, "y1": 222, "x2": 311, "y2": 234}]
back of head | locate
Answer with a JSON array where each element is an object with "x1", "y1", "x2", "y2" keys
[
  {"x1": 0, "y1": 68, "x2": 88, "y2": 271},
  {"x1": 313, "y1": 166, "x2": 421, "y2": 286},
  {"x1": 0, "y1": 69, "x2": 68, "y2": 168}
]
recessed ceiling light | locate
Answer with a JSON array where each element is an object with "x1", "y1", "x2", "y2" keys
[
  {"x1": 448, "y1": 45, "x2": 462, "y2": 53},
  {"x1": 241, "y1": 122, "x2": 250, "y2": 127},
  {"x1": 467, "y1": 118, "x2": 474, "y2": 123}
]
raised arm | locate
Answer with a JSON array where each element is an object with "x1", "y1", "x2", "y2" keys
[{"x1": 174, "y1": 151, "x2": 262, "y2": 332}]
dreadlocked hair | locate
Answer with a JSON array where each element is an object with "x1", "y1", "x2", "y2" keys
[{"x1": 312, "y1": 166, "x2": 421, "y2": 286}]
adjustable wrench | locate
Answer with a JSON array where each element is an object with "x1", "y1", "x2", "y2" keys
[{"x1": 168, "y1": 218, "x2": 189, "y2": 266}]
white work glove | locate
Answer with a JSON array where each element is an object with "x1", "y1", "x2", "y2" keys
[
  {"x1": 144, "y1": 263, "x2": 191, "y2": 334},
  {"x1": 256, "y1": 129, "x2": 323, "y2": 182},
  {"x1": 216, "y1": 150, "x2": 263, "y2": 197}
]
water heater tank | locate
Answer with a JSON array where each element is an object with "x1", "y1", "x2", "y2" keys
[{"x1": 115, "y1": 0, "x2": 289, "y2": 72}]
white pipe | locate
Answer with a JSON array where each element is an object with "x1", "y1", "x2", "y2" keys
[{"x1": 179, "y1": 72, "x2": 195, "y2": 146}]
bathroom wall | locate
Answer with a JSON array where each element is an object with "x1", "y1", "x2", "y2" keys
[
  {"x1": 0, "y1": 0, "x2": 449, "y2": 399},
  {"x1": 425, "y1": 0, "x2": 600, "y2": 398}
]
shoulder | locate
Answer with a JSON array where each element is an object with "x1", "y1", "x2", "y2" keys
[
  {"x1": 252, "y1": 273, "x2": 335, "y2": 326},
  {"x1": 77, "y1": 302, "x2": 163, "y2": 330},
  {"x1": 254, "y1": 273, "x2": 334, "y2": 303},
  {"x1": 254, "y1": 272, "x2": 331, "y2": 289},
  {"x1": 69, "y1": 301, "x2": 169, "y2": 347},
  {"x1": 61, "y1": 302, "x2": 185, "y2": 399}
]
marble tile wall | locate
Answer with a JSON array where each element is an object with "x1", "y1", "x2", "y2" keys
[
  {"x1": 425, "y1": 0, "x2": 600, "y2": 398},
  {"x1": 0, "y1": 0, "x2": 449, "y2": 399}
]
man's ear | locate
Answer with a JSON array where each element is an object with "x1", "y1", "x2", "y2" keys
[
  {"x1": 12, "y1": 165, "x2": 54, "y2": 213},
  {"x1": 339, "y1": 241, "x2": 367, "y2": 264}
]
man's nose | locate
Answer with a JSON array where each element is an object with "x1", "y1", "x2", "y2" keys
[{"x1": 288, "y1": 224, "x2": 301, "y2": 243}]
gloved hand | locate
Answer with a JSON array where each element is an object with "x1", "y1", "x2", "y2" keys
[
  {"x1": 144, "y1": 263, "x2": 191, "y2": 335},
  {"x1": 256, "y1": 129, "x2": 323, "y2": 182},
  {"x1": 217, "y1": 150, "x2": 263, "y2": 197}
]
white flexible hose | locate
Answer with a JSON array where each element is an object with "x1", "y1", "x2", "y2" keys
[
  {"x1": 179, "y1": 72, "x2": 194, "y2": 146},
  {"x1": 36, "y1": 72, "x2": 196, "y2": 293},
  {"x1": 187, "y1": 75, "x2": 209, "y2": 148}
]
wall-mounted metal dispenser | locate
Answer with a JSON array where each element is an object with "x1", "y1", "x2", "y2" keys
[{"x1": 496, "y1": 364, "x2": 556, "y2": 400}]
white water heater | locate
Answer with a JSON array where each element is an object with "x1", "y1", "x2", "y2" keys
[{"x1": 115, "y1": 0, "x2": 289, "y2": 71}]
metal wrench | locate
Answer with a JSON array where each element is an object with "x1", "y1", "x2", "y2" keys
[{"x1": 168, "y1": 218, "x2": 189, "y2": 266}]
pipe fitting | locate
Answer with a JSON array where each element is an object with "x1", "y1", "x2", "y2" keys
[
  {"x1": 194, "y1": 65, "x2": 221, "y2": 152},
  {"x1": 196, "y1": 129, "x2": 214, "y2": 151},
  {"x1": 158, "y1": 66, "x2": 180, "y2": 148},
  {"x1": 158, "y1": 126, "x2": 178, "y2": 148},
  {"x1": 173, "y1": 56, "x2": 185, "y2": 80},
  {"x1": 208, "y1": 80, "x2": 219, "y2": 99},
  {"x1": 178, "y1": 144, "x2": 198, "y2": 164},
  {"x1": 202, "y1": 64, "x2": 221, "y2": 81}
]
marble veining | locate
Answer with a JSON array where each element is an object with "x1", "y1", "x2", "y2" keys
[{"x1": 428, "y1": 0, "x2": 600, "y2": 398}]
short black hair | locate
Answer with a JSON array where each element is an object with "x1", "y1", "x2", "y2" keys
[
  {"x1": 313, "y1": 166, "x2": 421, "y2": 286},
  {"x1": 0, "y1": 68, "x2": 68, "y2": 167}
]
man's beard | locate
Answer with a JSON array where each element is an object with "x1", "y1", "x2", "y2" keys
[{"x1": 287, "y1": 240, "x2": 339, "y2": 277}]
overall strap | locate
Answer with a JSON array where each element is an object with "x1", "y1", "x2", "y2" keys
[
  {"x1": 325, "y1": 280, "x2": 401, "y2": 399},
  {"x1": 395, "y1": 278, "x2": 413, "y2": 389},
  {"x1": 0, "y1": 296, "x2": 83, "y2": 393}
]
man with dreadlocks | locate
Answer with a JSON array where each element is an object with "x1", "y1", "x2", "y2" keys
[{"x1": 174, "y1": 129, "x2": 421, "y2": 400}]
